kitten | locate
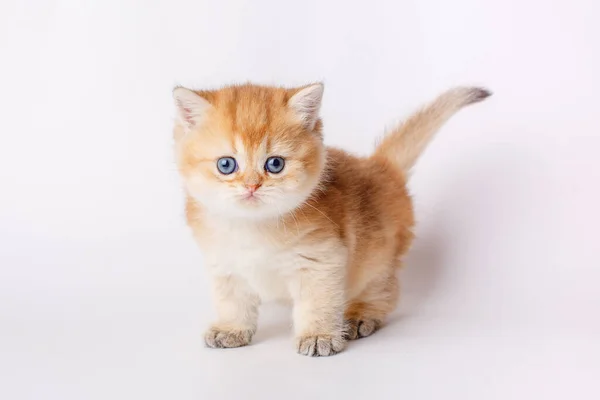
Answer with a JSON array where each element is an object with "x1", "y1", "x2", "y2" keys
[{"x1": 172, "y1": 83, "x2": 490, "y2": 356}]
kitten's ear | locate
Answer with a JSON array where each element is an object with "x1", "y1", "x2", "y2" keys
[
  {"x1": 173, "y1": 87, "x2": 211, "y2": 130},
  {"x1": 288, "y1": 83, "x2": 324, "y2": 130}
]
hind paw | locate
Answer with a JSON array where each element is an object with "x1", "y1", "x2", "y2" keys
[{"x1": 344, "y1": 318, "x2": 382, "y2": 340}]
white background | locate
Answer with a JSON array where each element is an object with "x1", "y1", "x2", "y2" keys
[{"x1": 1, "y1": 1, "x2": 599, "y2": 399}]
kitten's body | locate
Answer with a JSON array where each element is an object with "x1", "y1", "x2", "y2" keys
[{"x1": 173, "y1": 84, "x2": 489, "y2": 356}]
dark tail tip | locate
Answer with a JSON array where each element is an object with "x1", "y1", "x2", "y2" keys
[{"x1": 466, "y1": 87, "x2": 493, "y2": 104}]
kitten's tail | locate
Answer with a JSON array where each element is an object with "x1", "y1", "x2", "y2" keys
[{"x1": 373, "y1": 86, "x2": 491, "y2": 174}]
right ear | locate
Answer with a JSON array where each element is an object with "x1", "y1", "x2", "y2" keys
[{"x1": 173, "y1": 87, "x2": 211, "y2": 131}]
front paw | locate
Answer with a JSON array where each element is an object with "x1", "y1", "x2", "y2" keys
[
  {"x1": 296, "y1": 334, "x2": 346, "y2": 357},
  {"x1": 204, "y1": 326, "x2": 253, "y2": 349}
]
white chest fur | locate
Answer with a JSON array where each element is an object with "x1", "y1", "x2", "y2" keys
[{"x1": 198, "y1": 219, "x2": 303, "y2": 301}]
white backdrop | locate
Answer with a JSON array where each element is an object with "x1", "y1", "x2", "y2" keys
[{"x1": 1, "y1": 1, "x2": 599, "y2": 399}]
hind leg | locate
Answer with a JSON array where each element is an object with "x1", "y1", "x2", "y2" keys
[{"x1": 344, "y1": 272, "x2": 399, "y2": 340}]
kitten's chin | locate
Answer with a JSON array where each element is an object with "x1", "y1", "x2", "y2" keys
[
  {"x1": 210, "y1": 204, "x2": 289, "y2": 221},
  {"x1": 194, "y1": 192, "x2": 311, "y2": 222},
  {"x1": 231, "y1": 197, "x2": 306, "y2": 221}
]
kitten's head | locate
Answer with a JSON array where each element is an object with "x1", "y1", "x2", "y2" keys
[{"x1": 173, "y1": 83, "x2": 326, "y2": 220}]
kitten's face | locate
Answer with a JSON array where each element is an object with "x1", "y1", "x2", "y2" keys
[{"x1": 173, "y1": 84, "x2": 326, "y2": 220}]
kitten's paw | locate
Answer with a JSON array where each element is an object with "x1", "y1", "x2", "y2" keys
[
  {"x1": 344, "y1": 318, "x2": 382, "y2": 340},
  {"x1": 296, "y1": 334, "x2": 346, "y2": 357},
  {"x1": 204, "y1": 327, "x2": 253, "y2": 349}
]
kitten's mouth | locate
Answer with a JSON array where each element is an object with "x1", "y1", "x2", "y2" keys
[{"x1": 241, "y1": 193, "x2": 262, "y2": 203}]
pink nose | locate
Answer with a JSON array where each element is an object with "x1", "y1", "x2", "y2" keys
[{"x1": 246, "y1": 184, "x2": 261, "y2": 193}]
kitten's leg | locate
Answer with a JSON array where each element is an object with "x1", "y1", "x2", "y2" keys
[
  {"x1": 288, "y1": 255, "x2": 347, "y2": 357},
  {"x1": 344, "y1": 270, "x2": 399, "y2": 340},
  {"x1": 204, "y1": 274, "x2": 260, "y2": 349}
]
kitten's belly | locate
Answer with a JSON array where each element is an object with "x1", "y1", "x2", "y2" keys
[{"x1": 207, "y1": 242, "x2": 295, "y2": 302}]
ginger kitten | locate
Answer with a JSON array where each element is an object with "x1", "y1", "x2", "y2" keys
[{"x1": 172, "y1": 83, "x2": 490, "y2": 356}]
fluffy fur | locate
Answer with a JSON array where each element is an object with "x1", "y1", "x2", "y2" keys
[{"x1": 172, "y1": 83, "x2": 490, "y2": 356}]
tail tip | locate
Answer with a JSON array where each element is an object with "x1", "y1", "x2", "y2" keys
[{"x1": 465, "y1": 87, "x2": 492, "y2": 104}]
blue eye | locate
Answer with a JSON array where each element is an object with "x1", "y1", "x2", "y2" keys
[
  {"x1": 217, "y1": 157, "x2": 237, "y2": 175},
  {"x1": 265, "y1": 157, "x2": 285, "y2": 174}
]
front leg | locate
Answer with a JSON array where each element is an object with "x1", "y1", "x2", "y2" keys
[
  {"x1": 205, "y1": 274, "x2": 260, "y2": 349},
  {"x1": 288, "y1": 251, "x2": 347, "y2": 357}
]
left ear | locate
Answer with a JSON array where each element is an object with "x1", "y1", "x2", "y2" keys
[{"x1": 288, "y1": 83, "x2": 324, "y2": 130}]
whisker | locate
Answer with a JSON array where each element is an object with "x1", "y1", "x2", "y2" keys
[
  {"x1": 298, "y1": 207, "x2": 309, "y2": 222},
  {"x1": 275, "y1": 204, "x2": 288, "y2": 236},
  {"x1": 304, "y1": 201, "x2": 340, "y2": 228},
  {"x1": 289, "y1": 210, "x2": 300, "y2": 236}
]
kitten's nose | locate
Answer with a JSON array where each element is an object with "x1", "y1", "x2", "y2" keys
[{"x1": 245, "y1": 183, "x2": 261, "y2": 193}]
